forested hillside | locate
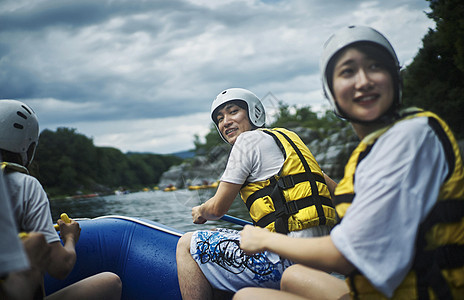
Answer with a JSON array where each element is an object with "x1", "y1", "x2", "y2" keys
[{"x1": 30, "y1": 127, "x2": 182, "y2": 198}]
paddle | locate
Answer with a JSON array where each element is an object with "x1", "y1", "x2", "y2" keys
[{"x1": 220, "y1": 214, "x2": 252, "y2": 227}]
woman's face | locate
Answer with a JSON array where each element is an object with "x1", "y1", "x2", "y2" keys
[
  {"x1": 332, "y1": 47, "x2": 394, "y2": 122},
  {"x1": 216, "y1": 103, "x2": 252, "y2": 145}
]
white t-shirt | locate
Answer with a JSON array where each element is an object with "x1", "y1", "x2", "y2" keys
[
  {"x1": 222, "y1": 129, "x2": 331, "y2": 237},
  {"x1": 221, "y1": 130, "x2": 284, "y2": 184},
  {"x1": 331, "y1": 117, "x2": 449, "y2": 297},
  {"x1": 0, "y1": 172, "x2": 29, "y2": 276},
  {"x1": 5, "y1": 171, "x2": 60, "y2": 244}
]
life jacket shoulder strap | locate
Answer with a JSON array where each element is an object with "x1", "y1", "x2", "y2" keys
[{"x1": 1, "y1": 162, "x2": 29, "y2": 174}]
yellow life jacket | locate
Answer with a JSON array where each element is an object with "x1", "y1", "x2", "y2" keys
[
  {"x1": 333, "y1": 109, "x2": 464, "y2": 299},
  {"x1": 1, "y1": 161, "x2": 29, "y2": 174},
  {"x1": 240, "y1": 128, "x2": 337, "y2": 234}
]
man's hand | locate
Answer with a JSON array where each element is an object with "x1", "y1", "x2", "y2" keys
[{"x1": 192, "y1": 205, "x2": 207, "y2": 224}]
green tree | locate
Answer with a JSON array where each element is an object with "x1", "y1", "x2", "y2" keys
[
  {"x1": 270, "y1": 102, "x2": 344, "y2": 133},
  {"x1": 193, "y1": 124, "x2": 223, "y2": 154},
  {"x1": 32, "y1": 127, "x2": 182, "y2": 197},
  {"x1": 95, "y1": 147, "x2": 132, "y2": 188},
  {"x1": 402, "y1": 0, "x2": 464, "y2": 138},
  {"x1": 127, "y1": 153, "x2": 177, "y2": 187},
  {"x1": 34, "y1": 128, "x2": 97, "y2": 195}
]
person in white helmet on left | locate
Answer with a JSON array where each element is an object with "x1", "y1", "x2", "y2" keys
[
  {"x1": 176, "y1": 88, "x2": 337, "y2": 300},
  {"x1": 0, "y1": 99, "x2": 122, "y2": 300}
]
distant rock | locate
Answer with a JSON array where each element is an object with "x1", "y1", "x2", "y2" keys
[
  {"x1": 308, "y1": 126, "x2": 359, "y2": 179},
  {"x1": 158, "y1": 144, "x2": 230, "y2": 189},
  {"x1": 159, "y1": 127, "x2": 464, "y2": 188},
  {"x1": 159, "y1": 126, "x2": 357, "y2": 187}
]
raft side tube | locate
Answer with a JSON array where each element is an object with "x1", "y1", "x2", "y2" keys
[{"x1": 44, "y1": 215, "x2": 183, "y2": 300}]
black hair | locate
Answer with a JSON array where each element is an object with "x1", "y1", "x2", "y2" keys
[
  {"x1": 0, "y1": 149, "x2": 23, "y2": 165},
  {"x1": 0, "y1": 143, "x2": 35, "y2": 167},
  {"x1": 230, "y1": 100, "x2": 248, "y2": 111},
  {"x1": 212, "y1": 100, "x2": 251, "y2": 125}
]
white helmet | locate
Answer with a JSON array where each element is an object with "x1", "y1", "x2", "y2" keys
[
  {"x1": 211, "y1": 88, "x2": 265, "y2": 143},
  {"x1": 321, "y1": 25, "x2": 401, "y2": 119},
  {"x1": 0, "y1": 100, "x2": 39, "y2": 166}
]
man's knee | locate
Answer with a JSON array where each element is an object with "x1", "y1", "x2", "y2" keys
[{"x1": 176, "y1": 232, "x2": 193, "y2": 257}]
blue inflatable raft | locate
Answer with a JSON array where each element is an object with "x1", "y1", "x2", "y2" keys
[{"x1": 44, "y1": 215, "x2": 183, "y2": 300}]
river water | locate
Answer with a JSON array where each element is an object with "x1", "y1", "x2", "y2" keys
[{"x1": 49, "y1": 188, "x2": 251, "y2": 232}]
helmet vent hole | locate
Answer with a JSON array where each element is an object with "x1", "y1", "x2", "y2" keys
[
  {"x1": 14, "y1": 123, "x2": 24, "y2": 129},
  {"x1": 17, "y1": 111, "x2": 27, "y2": 119},
  {"x1": 222, "y1": 91, "x2": 227, "y2": 94},
  {"x1": 21, "y1": 105, "x2": 32, "y2": 115}
]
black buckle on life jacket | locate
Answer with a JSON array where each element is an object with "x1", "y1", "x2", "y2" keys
[
  {"x1": 278, "y1": 175, "x2": 295, "y2": 190},
  {"x1": 284, "y1": 200, "x2": 299, "y2": 215}
]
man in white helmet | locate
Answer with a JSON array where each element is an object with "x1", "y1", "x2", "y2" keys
[
  {"x1": 176, "y1": 88, "x2": 337, "y2": 299},
  {"x1": 0, "y1": 99, "x2": 122, "y2": 299}
]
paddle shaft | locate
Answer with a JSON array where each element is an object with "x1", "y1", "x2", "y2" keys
[{"x1": 220, "y1": 214, "x2": 252, "y2": 226}]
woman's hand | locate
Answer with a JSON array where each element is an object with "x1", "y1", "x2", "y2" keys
[{"x1": 240, "y1": 225, "x2": 273, "y2": 254}]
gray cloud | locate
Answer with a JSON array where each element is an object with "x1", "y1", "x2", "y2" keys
[{"x1": 0, "y1": 0, "x2": 434, "y2": 153}]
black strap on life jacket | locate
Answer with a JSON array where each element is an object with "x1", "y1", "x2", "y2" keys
[
  {"x1": 246, "y1": 129, "x2": 330, "y2": 234},
  {"x1": 346, "y1": 201, "x2": 464, "y2": 298},
  {"x1": 245, "y1": 172, "x2": 327, "y2": 211},
  {"x1": 412, "y1": 199, "x2": 464, "y2": 299},
  {"x1": 254, "y1": 193, "x2": 333, "y2": 230},
  {"x1": 347, "y1": 270, "x2": 362, "y2": 300},
  {"x1": 412, "y1": 116, "x2": 463, "y2": 299},
  {"x1": 427, "y1": 117, "x2": 455, "y2": 181},
  {"x1": 332, "y1": 143, "x2": 374, "y2": 222}
]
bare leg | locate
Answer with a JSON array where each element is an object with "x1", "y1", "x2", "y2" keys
[
  {"x1": 176, "y1": 232, "x2": 213, "y2": 300},
  {"x1": 281, "y1": 265, "x2": 349, "y2": 300},
  {"x1": 45, "y1": 272, "x2": 122, "y2": 300},
  {"x1": 233, "y1": 287, "x2": 308, "y2": 300}
]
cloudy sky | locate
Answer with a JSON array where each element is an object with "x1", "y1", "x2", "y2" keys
[{"x1": 1, "y1": 0, "x2": 434, "y2": 154}]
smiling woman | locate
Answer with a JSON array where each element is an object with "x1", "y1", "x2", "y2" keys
[
  {"x1": 331, "y1": 46, "x2": 395, "y2": 131},
  {"x1": 234, "y1": 25, "x2": 464, "y2": 300}
]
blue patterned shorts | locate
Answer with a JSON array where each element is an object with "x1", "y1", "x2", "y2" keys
[{"x1": 190, "y1": 228, "x2": 292, "y2": 293}]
